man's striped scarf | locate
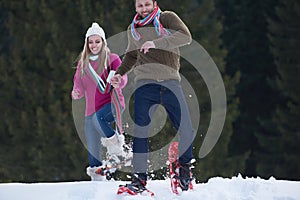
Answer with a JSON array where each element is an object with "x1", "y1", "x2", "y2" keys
[{"x1": 131, "y1": 6, "x2": 170, "y2": 41}]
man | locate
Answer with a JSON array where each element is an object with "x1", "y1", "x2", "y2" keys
[{"x1": 112, "y1": 0, "x2": 195, "y2": 193}]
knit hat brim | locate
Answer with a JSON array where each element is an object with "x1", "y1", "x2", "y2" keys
[{"x1": 85, "y1": 22, "x2": 106, "y2": 43}]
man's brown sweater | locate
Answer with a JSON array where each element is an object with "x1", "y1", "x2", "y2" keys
[{"x1": 116, "y1": 11, "x2": 192, "y2": 82}]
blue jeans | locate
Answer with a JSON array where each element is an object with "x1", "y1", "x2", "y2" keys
[
  {"x1": 96, "y1": 103, "x2": 116, "y2": 138},
  {"x1": 85, "y1": 103, "x2": 116, "y2": 167},
  {"x1": 133, "y1": 80, "x2": 195, "y2": 177}
]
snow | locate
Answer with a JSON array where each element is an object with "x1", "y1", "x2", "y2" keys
[{"x1": 0, "y1": 175, "x2": 299, "y2": 200}]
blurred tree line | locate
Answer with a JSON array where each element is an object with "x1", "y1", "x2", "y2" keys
[{"x1": 0, "y1": 0, "x2": 299, "y2": 183}]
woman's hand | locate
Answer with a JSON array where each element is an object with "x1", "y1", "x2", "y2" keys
[{"x1": 71, "y1": 89, "x2": 80, "y2": 99}]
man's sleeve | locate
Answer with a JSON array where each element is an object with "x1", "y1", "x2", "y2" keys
[
  {"x1": 153, "y1": 11, "x2": 192, "y2": 50},
  {"x1": 116, "y1": 26, "x2": 138, "y2": 76}
]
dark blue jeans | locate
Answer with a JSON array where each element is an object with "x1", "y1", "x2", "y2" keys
[{"x1": 133, "y1": 80, "x2": 195, "y2": 178}]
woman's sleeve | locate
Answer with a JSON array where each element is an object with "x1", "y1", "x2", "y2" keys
[{"x1": 71, "y1": 63, "x2": 85, "y2": 99}]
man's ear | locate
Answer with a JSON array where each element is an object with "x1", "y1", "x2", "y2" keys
[{"x1": 154, "y1": 1, "x2": 157, "y2": 7}]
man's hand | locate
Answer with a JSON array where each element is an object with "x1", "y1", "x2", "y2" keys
[
  {"x1": 140, "y1": 41, "x2": 155, "y2": 54},
  {"x1": 111, "y1": 74, "x2": 122, "y2": 88}
]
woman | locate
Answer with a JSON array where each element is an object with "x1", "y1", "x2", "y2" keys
[{"x1": 71, "y1": 22, "x2": 127, "y2": 181}]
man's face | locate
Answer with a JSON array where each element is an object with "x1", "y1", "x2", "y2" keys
[{"x1": 135, "y1": 0, "x2": 157, "y2": 18}]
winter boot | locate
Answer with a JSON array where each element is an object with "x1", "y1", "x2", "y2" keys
[
  {"x1": 177, "y1": 163, "x2": 193, "y2": 191},
  {"x1": 126, "y1": 174, "x2": 148, "y2": 193},
  {"x1": 101, "y1": 133, "x2": 125, "y2": 157},
  {"x1": 117, "y1": 174, "x2": 150, "y2": 195},
  {"x1": 86, "y1": 166, "x2": 106, "y2": 181}
]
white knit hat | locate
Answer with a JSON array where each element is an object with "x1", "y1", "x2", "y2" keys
[{"x1": 85, "y1": 22, "x2": 106, "y2": 44}]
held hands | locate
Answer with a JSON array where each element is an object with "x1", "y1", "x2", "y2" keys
[
  {"x1": 111, "y1": 41, "x2": 155, "y2": 89},
  {"x1": 111, "y1": 74, "x2": 122, "y2": 88},
  {"x1": 140, "y1": 41, "x2": 155, "y2": 54}
]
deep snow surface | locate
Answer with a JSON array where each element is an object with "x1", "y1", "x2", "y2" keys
[{"x1": 0, "y1": 175, "x2": 299, "y2": 200}]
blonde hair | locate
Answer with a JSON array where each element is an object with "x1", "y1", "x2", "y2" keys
[{"x1": 78, "y1": 37, "x2": 110, "y2": 77}]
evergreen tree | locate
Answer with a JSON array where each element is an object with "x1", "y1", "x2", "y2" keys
[
  {"x1": 256, "y1": 0, "x2": 300, "y2": 180},
  {"x1": 0, "y1": 0, "x2": 91, "y2": 182},
  {"x1": 216, "y1": 0, "x2": 279, "y2": 177},
  {"x1": 0, "y1": 1, "x2": 12, "y2": 181},
  {"x1": 184, "y1": 0, "x2": 241, "y2": 182},
  {"x1": 0, "y1": 3, "x2": 10, "y2": 55},
  {"x1": 100, "y1": 0, "x2": 134, "y2": 34}
]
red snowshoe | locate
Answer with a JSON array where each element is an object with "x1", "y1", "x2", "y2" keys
[{"x1": 168, "y1": 141, "x2": 193, "y2": 194}]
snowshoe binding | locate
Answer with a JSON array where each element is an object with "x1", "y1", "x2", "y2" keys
[{"x1": 117, "y1": 174, "x2": 154, "y2": 196}]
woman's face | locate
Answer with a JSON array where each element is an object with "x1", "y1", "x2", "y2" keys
[{"x1": 88, "y1": 35, "x2": 103, "y2": 55}]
